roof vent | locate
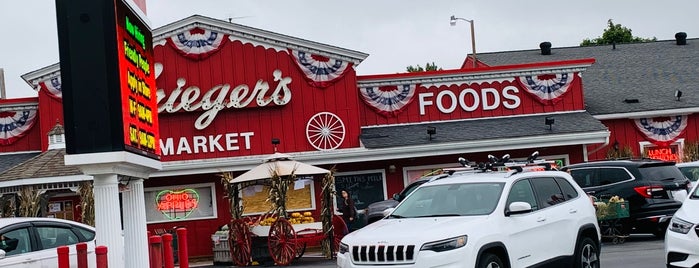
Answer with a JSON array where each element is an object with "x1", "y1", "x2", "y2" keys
[
  {"x1": 623, "y1": 98, "x2": 640, "y2": 103},
  {"x1": 675, "y1": 32, "x2": 687, "y2": 45},
  {"x1": 47, "y1": 120, "x2": 66, "y2": 150},
  {"x1": 539, "y1": 42, "x2": 552, "y2": 55}
]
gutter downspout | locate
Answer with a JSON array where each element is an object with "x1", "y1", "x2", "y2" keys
[{"x1": 584, "y1": 136, "x2": 610, "y2": 162}]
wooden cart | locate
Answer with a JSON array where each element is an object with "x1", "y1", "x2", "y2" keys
[{"x1": 228, "y1": 215, "x2": 347, "y2": 266}]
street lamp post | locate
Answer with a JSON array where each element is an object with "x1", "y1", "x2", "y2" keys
[{"x1": 450, "y1": 15, "x2": 477, "y2": 68}]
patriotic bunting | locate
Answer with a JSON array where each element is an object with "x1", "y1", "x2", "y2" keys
[
  {"x1": 288, "y1": 49, "x2": 352, "y2": 88},
  {"x1": 0, "y1": 109, "x2": 38, "y2": 146},
  {"x1": 39, "y1": 76, "x2": 62, "y2": 100},
  {"x1": 517, "y1": 73, "x2": 575, "y2": 105},
  {"x1": 359, "y1": 84, "x2": 417, "y2": 117},
  {"x1": 634, "y1": 115, "x2": 688, "y2": 147},
  {"x1": 168, "y1": 28, "x2": 227, "y2": 60}
]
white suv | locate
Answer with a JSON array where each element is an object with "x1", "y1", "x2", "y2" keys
[{"x1": 337, "y1": 162, "x2": 601, "y2": 268}]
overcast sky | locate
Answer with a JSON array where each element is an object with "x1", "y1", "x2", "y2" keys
[{"x1": 1, "y1": 0, "x2": 697, "y2": 98}]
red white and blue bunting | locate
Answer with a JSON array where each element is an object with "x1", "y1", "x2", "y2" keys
[
  {"x1": 288, "y1": 49, "x2": 352, "y2": 88},
  {"x1": 634, "y1": 115, "x2": 688, "y2": 147},
  {"x1": 359, "y1": 84, "x2": 417, "y2": 117},
  {"x1": 168, "y1": 28, "x2": 227, "y2": 60},
  {"x1": 517, "y1": 73, "x2": 575, "y2": 105},
  {"x1": 0, "y1": 109, "x2": 38, "y2": 146},
  {"x1": 39, "y1": 76, "x2": 62, "y2": 100}
]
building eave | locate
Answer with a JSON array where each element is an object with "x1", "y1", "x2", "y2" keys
[
  {"x1": 20, "y1": 63, "x2": 61, "y2": 90},
  {"x1": 152, "y1": 130, "x2": 609, "y2": 177},
  {"x1": 152, "y1": 15, "x2": 369, "y2": 65},
  {"x1": 0, "y1": 175, "x2": 92, "y2": 189},
  {"x1": 593, "y1": 107, "x2": 699, "y2": 120}
]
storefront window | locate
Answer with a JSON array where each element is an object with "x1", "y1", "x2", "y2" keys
[
  {"x1": 640, "y1": 139, "x2": 683, "y2": 162},
  {"x1": 46, "y1": 200, "x2": 74, "y2": 221},
  {"x1": 241, "y1": 178, "x2": 315, "y2": 215},
  {"x1": 334, "y1": 170, "x2": 386, "y2": 210},
  {"x1": 144, "y1": 183, "x2": 217, "y2": 223}
]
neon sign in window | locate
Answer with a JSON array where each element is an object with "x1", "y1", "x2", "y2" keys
[{"x1": 155, "y1": 189, "x2": 200, "y2": 220}]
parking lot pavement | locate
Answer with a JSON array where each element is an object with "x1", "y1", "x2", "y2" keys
[{"x1": 189, "y1": 252, "x2": 335, "y2": 268}]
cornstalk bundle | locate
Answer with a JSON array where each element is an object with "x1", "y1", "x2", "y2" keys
[
  {"x1": 320, "y1": 167, "x2": 336, "y2": 259},
  {"x1": 266, "y1": 165, "x2": 295, "y2": 219},
  {"x1": 18, "y1": 186, "x2": 41, "y2": 217},
  {"x1": 221, "y1": 172, "x2": 243, "y2": 220},
  {"x1": 0, "y1": 194, "x2": 16, "y2": 217},
  {"x1": 78, "y1": 181, "x2": 95, "y2": 226}
]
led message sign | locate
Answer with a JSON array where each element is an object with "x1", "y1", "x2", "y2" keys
[
  {"x1": 116, "y1": 0, "x2": 160, "y2": 157},
  {"x1": 645, "y1": 145, "x2": 680, "y2": 162}
]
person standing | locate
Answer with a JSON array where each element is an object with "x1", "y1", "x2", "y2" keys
[{"x1": 340, "y1": 190, "x2": 357, "y2": 232}]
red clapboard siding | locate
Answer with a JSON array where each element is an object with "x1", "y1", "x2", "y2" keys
[
  {"x1": 154, "y1": 39, "x2": 362, "y2": 161},
  {"x1": 358, "y1": 74, "x2": 585, "y2": 127}
]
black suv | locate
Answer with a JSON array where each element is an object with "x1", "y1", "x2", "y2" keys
[{"x1": 565, "y1": 159, "x2": 690, "y2": 236}]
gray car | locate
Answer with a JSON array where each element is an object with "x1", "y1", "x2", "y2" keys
[{"x1": 363, "y1": 177, "x2": 431, "y2": 225}]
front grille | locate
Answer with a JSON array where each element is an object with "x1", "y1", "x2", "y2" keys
[{"x1": 351, "y1": 244, "x2": 416, "y2": 264}]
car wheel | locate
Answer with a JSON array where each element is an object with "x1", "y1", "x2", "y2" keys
[
  {"x1": 652, "y1": 222, "x2": 668, "y2": 238},
  {"x1": 478, "y1": 252, "x2": 504, "y2": 268},
  {"x1": 575, "y1": 237, "x2": 599, "y2": 268}
]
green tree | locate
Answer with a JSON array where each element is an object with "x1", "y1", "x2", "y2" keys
[
  {"x1": 581, "y1": 19, "x2": 656, "y2": 46},
  {"x1": 406, "y1": 62, "x2": 442, "y2": 72}
]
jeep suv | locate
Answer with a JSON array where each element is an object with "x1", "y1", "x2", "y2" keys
[
  {"x1": 364, "y1": 177, "x2": 432, "y2": 225},
  {"x1": 565, "y1": 159, "x2": 690, "y2": 236},
  {"x1": 338, "y1": 164, "x2": 601, "y2": 268}
]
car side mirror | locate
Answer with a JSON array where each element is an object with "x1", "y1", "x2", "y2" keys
[
  {"x1": 392, "y1": 193, "x2": 401, "y2": 201},
  {"x1": 505, "y1": 202, "x2": 532, "y2": 216},
  {"x1": 0, "y1": 249, "x2": 5, "y2": 259}
]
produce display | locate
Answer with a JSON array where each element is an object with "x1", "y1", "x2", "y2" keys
[
  {"x1": 594, "y1": 195, "x2": 629, "y2": 220},
  {"x1": 258, "y1": 212, "x2": 315, "y2": 226}
]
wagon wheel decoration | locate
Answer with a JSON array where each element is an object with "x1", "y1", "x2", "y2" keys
[
  {"x1": 228, "y1": 219, "x2": 252, "y2": 266},
  {"x1": 306, "y1": 112, "x2": 346, "y2": 151},
  {"x1": 332, "y1": 215, "x2": 348, "y2": 253},
  {"x1": 268, "y1": 218, "x2": 297, "y2": 265}
]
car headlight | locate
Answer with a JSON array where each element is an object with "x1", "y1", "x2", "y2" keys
[
  {"x1": 339, "y1": 242, "x2": 349, "y2": 254},
  {"x1": 669, "y1": 217, "x2": 694, "y2": 234},
  {"x1": 420, "y1": 235, "x2": 467, "y2": 252}
]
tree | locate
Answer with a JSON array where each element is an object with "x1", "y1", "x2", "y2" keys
[
  {"x1": 406, "y1": 62, "x2": 442, "y2": 72},
  {"x1": 581, "y1": 19, "x2": 656, "y2": 46}
]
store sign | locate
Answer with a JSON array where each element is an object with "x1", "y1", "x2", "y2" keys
[
  {"x1": 159, "y1": 131, "x2": 254, "y2": 156},
  {"x1": 645, "y1": 145, "x2": 680, "y2": 162},
  {"x1": 116, "y1": 0, "x2": 160, "y2": 157},
  {"x1": 155, "y1": 189, "x2": 200, "y2": 220},
  {"x1": 155, "y1": 65, "x2": 293, "y2": 130},
  {"x1": 418, "y1": 85, "x2": 521, "y2": 115}
]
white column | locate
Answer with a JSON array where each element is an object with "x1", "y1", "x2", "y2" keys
[
  {"x1": 92, "y1": 174, "x2": 125, "y2": 268},
  {"x1": 121, "y1": 178, "x2": 149, "y2": 268}
]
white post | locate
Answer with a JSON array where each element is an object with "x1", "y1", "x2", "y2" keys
[
  {"x1": 92, "y1": 173, "x2": 125, "y2": 268},
  {"x1": 121, "y1": 178, "x2": 149, "y2": 268}
]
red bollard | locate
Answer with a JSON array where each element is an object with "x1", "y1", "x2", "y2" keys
[
  {"x1": 176, "y1": 228, "x2": 189, "y2": 268},
  {"x1": 57, "y1": 246, "x2": 70, "y2": 268},
  {"x1": 96, "y1": 246, "x2": 108, "y2": 268},
  {"x1": 76, "y1": 242, "x2": 88, "y2": 268},
  {"x1": 149, "y1": 235, "x2": 163, "y2": 268},
  {"x1": 162, "y1": 234, "x2": 175, "y2": 268}
]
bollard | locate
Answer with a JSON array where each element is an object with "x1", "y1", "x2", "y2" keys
[
  {"x1": 96, "y1": 246, "x2": 108, "y2": 268},
  {"x1": 76, "y1": 242, "x2": 88, "y2": 268},
  {"x1": 57, "y1": 246, "x2": 70, "y2": 268},
  {"x1": 162, "y1": 234, "x2": 175, "y2": 268},
  {"x1": 149, "y1": 235, "x2": 163, "y2": 268},
  {"x1": 176, "y1": 228, "x2": 189, "y2": 268}
]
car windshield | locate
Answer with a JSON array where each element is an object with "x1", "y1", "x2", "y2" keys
[
  {"x1": 679, "y1": 166, "x2": 699, "y2": 182},
  {"x1": 390, "y1": 182, "x2": 504, "y2": 218}
]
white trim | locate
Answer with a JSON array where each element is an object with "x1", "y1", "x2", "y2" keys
[
  {"x1": 594, "y1": 109, "x2": 699, "y2": 120},
  {"x1": 152, "y1": 130, "x2": 609, "y2": 178},
  {"x1": 64, "y1": 151, "x2": 162, "y2": 178},
  {"x1": 0, "y1": 175, "x2": 92, "y2": 188},
  {"x1": 361, "y1": 110, "x2": 588, "y2": 128},
  {"x1": 144, "y1": 182, "x2": 218, "y2": 224},
  {"x1": 20, "y1": 63, "x2": 61, "y2": 89},
  {"x1": 357, "y1": 64, "x2": 593, "y2": 87}
]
